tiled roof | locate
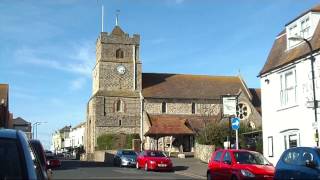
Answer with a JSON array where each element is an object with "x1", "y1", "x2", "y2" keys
[
  {"x1": 249, "y1": 88, "x2": 261, "y2": 115},
  {"x1": 259, "y1": 6, "x2": 320, "y2": 76},
  {"x1": 142, "y1": 73, "x2": 247, "y2": 99},
  {"x1": 111, "y1": 26, "x2": 125, "y2": 36},
  {"x1": 145, "y1": 115, "x2": 194, "y2": 136},
  {"x1": 0, "y1": 84, "x2": 8, "y2": 106},
  {"x1": 13, "y1": 117, "x2": 30, "y2": 125},
  {"x1": 286, "y1": 4, "x2": 320, "y2": 26}
]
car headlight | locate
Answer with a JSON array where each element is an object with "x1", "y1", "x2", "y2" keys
[
  {"x1": 240, "y1": 170, "x2": 255, "y2": 177},
  {"x1": 149, "y1": 160, "x2": 156, "y2": 164},
  {"x1": 121, "y1": 157, "x2": 129, "y2": 162}
]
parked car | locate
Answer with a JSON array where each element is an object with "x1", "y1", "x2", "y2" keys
[
  {"x1": 114, "y1": 149, "x2": 137, "y2": 167},
  {"x1": 46, "y1": 155, "x2": 61, "y2": 169},
  {"x1": 136, "y1": 150, "x2": 173, "y2": 171},
  {"x1": 275, "y1": 147, "x2": 320, "y2": 180},
  {"x1": 29, "y1": 139, "x2": 50, "y2": 180},
  {"x1": 0, "y1": 129, "x2": 37, "y2": 180},
  {"x1": 207, "y1": 149, "x2": 274, "y2": 180}
]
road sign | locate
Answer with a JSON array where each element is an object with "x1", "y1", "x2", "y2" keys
[{"x1": 231, "y1": 117, "x2": 240, "y2": 130}]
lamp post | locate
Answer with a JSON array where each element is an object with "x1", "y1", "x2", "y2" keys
[
  {"x1": 32, "y1": 121, "x2": 47, "y2": 139},
  {"x1": 289, "y1": 36, "x2": 318, "y2": 146}
]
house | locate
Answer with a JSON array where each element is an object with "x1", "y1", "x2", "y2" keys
[
  {"x1": 259, "y1": 4, "x2": 320, "y2": 164},
  {"x1": 13, "y1": 117, "x2": 32, "y2": 139},
  {"x1": 52, "y1": 125, "x2": 71, "y2": 153},
  {"x1": 69, "y1": 122, "x2": 85, "y2": 149}
]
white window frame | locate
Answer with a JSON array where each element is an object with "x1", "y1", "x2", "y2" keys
[
  {"x1": 301, "y1": 17, "x2": 310, "y2": 39},
  {"x1": 268, "y1": 136, "x2": 274, "y2": 157},
  {"x1": 279, "y1": 68, "x2": 297, "y2": 108},
  {"x1": 281, "y1": 129, "x2": 300, "y2": 151}
]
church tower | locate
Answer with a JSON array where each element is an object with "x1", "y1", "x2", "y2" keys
[{"x1": 86, "y1": 25, "x2": 142, "y2": 154}]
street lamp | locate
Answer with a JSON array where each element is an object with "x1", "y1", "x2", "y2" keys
[
  {"x1": 32, "y1": 121, "x2": 47, "y2": 139},
  {"x1": 289, "y1": 36, "x2": 318, "y2": 146}
]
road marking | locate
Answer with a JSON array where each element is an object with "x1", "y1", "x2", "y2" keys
[{"x1": 174, "y1": 171, "x2": 206, "y2": 179}]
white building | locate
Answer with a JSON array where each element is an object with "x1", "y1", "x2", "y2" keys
[
  {"x1": 259, "y1": 4, "x2": 320, "y2": 164},
  {"x1": 69, "y1": 122, "x2": 85, "y2": 149}
]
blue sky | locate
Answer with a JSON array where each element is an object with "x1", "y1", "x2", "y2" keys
[{"x1": 1, "y1": 0, "x2": 319, "y2": 149}]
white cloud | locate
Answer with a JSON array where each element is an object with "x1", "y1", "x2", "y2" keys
[
  {"x1": 70, "y1": 78, "x2": 86, "y2": 91},
  {"x1": 14, "y1": 41, "x2": 95, "y2": 77}
]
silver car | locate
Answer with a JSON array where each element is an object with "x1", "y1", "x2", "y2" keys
[
  {"x1": 113, "y1": 150, "x2": 137, "y2": 167},
  {"x1": 0, "y1": 129, "x2": 40, "y2": 179}
]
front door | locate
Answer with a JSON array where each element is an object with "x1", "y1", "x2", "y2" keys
[{"x1": 183, "y1": 135, "x2": 191, "y2": 152}]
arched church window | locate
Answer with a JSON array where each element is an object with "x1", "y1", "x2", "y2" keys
[
  {"x1": 191, "y1": 102, "x2": 196, "y2": 114},
  {"x1": 162, "y1": 102, "x2": 166, "y2": 113},
  {"x1": 116, "y1": 48, "x2": 124, "y2": 58},
  {"x1": 236, "y1": 102, "x2": 251, "y2": 120}
]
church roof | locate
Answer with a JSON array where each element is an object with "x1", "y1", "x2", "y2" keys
[
  {"x1": 142, "y1": 73, "x2": 249, "y2": 100},
  {"x1": 111, "y1": 26, "x2": 125, "y2": 36},
  {"x1": 259, "y1": 5, "x2": 320, "y2": 76}
]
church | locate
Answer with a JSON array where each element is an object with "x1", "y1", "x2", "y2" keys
[{"x1": 85, "y1": 25, "x2": 261, "y2": 155}]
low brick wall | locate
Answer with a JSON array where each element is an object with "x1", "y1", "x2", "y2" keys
[
  {"x1": 85, "y1": 150, "x2": 117, "y2": 163},
  {"x1": 194, "y1": 143, "x2": 215, "y2": 163}
]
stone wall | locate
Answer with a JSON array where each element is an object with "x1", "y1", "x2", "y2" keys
[
  {"x1": 194, "y1": 143, "x2": 215, "y2": 163},
  {"x1": 144, "y1": 99, "x2": 220, "y2": 115}
]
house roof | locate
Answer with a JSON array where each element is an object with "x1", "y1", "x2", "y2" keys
[
  {"x1": 145, "y1": 115, "x2": 195, "y2": 136},
  {"x1": 59, "y1": 126, "x2": 71, "y2": 133},
  {"x1": 0, "y1": 84, "x2": 8, "y2": 106},
  {"x1": 13, "y1": 117, "x2": 30, "y2": 125},
  {"x1": 286, "y1": 4, "x2": 320, "y2": 26},
  {"x1": 72, "y1": 122, "x2": 85, "y2": 129},
  {"x1": 259, "y1": 7, "x2": 320, "y2": 76},
  {"x1": 142, "y1": 73, "x2": 249, "y2": 100}
]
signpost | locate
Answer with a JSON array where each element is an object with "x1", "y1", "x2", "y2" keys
[
  {"x1": 222, "y1": 95, "x2": 238, "y2": 149},
  {"x1": 231, "y1": 117, "x2": 240, "y2": 150}
]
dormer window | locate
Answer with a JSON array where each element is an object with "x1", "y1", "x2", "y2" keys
[
  {"x1": 301, "y1": 17, "x2": 310, "y2": 38},
  {"x1": 116, "y1": 48, "x2": 124, "y2": 59}
]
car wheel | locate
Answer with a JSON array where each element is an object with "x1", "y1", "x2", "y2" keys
[
  {"x1": 231, "y1": 175, "x2": 237, "y2": 180},
  {"x1": 207, "y1": 172, "x2": 212, "y2": 180},
  {"x1": 144, "y1": 163, "x2": 148, "y2": 171},
  {"x1": 136, "y1": 162, "x2": 139, "y2": 169}
]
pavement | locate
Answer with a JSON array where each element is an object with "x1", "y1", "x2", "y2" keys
[{"x1": 52, "y1": 158, "x2": 207, "y2": 179}]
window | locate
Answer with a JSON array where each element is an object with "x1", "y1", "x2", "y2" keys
[
  {"x1": 289, "y1": 134, "x2": 298, "y2": 148},
  {"x1": 116, "y1": 100, "x2": 123, "y2": 112},
  {"x1": 301, "y1": 17, "x2": 310, "y2": 38},
  {"x1": 191, "y1": 102, "x2": 195, "y2": 114},
  {"x1": 119, "y1": 120, "x2": 122, "y2": 126},
  {"x1": 162, "y1": 102, "x2": 166, "y2": 113},
  {"x1": 214, "y1": 151, "x2": 223, "y2": 162},
  {"x1": 116, "y1": 48, "x2": 124, "y2": 58},
  {"x1": 223, "y1": 152, "x2": 231, "y2": 163},
  {"x1": 283, "y1": 150, "x2": 301, "y2": 165},
  {"x1": 236, "y1": 102, "x2": 251, "y2": 120},
  {"x1": 282, "y1": 129, "x2": 300, "y2": 151},
  {"x1": 280, "y1": 69, "x2": 296, "y2": 107},
  {"x1": 268, "y1": 136, "x2": 273, "y2": 157},
  {"x1": 288, "y1": 24, "x2": 299, "y2": 48}
]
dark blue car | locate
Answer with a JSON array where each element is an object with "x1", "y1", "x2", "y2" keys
[{"x1": 275, "y1": 147, "x2": 320, "y2": 180}]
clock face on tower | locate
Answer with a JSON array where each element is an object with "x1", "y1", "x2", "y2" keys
[{"x1": 116, "y1": 65, "x2": 126, "y2": 75}]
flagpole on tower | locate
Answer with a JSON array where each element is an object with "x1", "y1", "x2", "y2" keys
[
  {"x1": 101, "y1": 5, "x2": 104, "y2": 32},
  {"x1": 116, "y1": 9, "x2": 120, "y2": 26}
]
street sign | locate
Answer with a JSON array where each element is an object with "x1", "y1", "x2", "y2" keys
[
  {"x1": 222, "y1": 96, "x2": 237, "y2": 116},
  {"x1": 231, "y1": 117, "x2": 240, "y2": 130}
]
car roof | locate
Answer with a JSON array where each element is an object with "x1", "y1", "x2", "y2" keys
[
  {"x1": 216, "y1": 149, "x2": 258, "y2": 153},
  {"x1": 0, "y1": 129, "x2": 18, "y2": 139}
]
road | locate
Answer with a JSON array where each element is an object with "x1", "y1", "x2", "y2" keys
[{"x1": 52, "y1": 160, "x2": 197, "y2": 179}]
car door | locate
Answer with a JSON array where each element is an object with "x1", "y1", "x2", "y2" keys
[
  {"x1": 276, "y1": 148, "x2": 302, "y2": 180},
  {"x1": 210, "y1": 150, "x2": 224, "y2": 180},
  {"x1": 220, "y1": 151, "x2": 233, "y2": 180},
  {"x1": 296, "y1": 148, "x2": 320, "y2": 179},
  {"x1": 137, "y1": 151, "x2": 145, "y2": 168}
]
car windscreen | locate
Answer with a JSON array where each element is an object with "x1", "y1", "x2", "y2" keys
[
  {"x1": 122, "y1": 150, "x2": 136, "y2": 156},
  {"x1": 0, "y1": 138, "x2": 25, "y2": 179},
  {"x1": 146, "y1": 151, "x2": 166, "y2": 157},
  {"x1": 234, "y1": 151, "x2": 271, "y2": 165}
]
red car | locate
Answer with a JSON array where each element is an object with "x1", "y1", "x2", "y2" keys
[
  {"x1": 136, "y1": 150, "x2": 173, "y2": 171},
  {"x1": 46, "y1": 155, "x2": 61, "y2": 169},
  {"x1": 207, "y1": 149, "x2": 274, "y2": 180}
]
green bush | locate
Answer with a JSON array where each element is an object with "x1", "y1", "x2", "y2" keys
[
  {"x1": 97, "y1": 133, "x2": 140, "y2": 150},
  {"x1": 196, "y1": 121, "x2": 229, "y2": 148}
]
